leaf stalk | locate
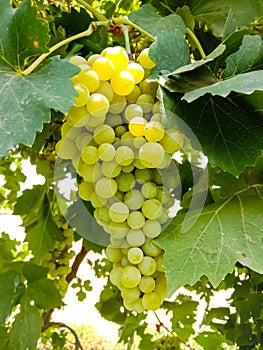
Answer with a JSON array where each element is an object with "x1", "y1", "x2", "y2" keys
[{"x1": 186, "y1": 27, "x2": 206, "y2": 59}]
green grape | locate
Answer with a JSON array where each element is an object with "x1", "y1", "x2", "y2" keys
[
  {"x1": 127, "y1": 247, "x2": 144, "y2": 264},
  {"x1": 120, "y1": 255, "x2": 129, "y2": 267},
  {"x1": 86, "y1": 93, "x2": 110, "y2": 118},
  {"x1": 151, "y1": 112, "x2": 162, "y2": 122},
  {"x1": 115, "y1": 145, "x2": 134, "y2": 166},
  {"x1": 126, "y1": 229, "x2": 145, "y2": 247},
  {"x1": 109, "y1": 94, "x2": 127, "y2": 114},
  {"x1": 144, "y1": 121, "x2": 164, "y2": 142},
  {"x1": 90, "y1": 192, "x2": 107, "y2": 208},
  {"x1": 77, "y1": 69, "x2": 100, "y2": 92},
  {"x1": 133, "y1": 136, "x2": 146, "y2": 149},
  {"x1": 78, "y1": 181, "x2": 94, "y2": 201},
  {"x1": 56, "y1": 138, "x2": 77, "y2": 159},
  {"x1": 95, "y1": 81, "x2": 114, "y2": 102},
  {"x1": 142, "y1": 291, "x2": 161, "y2": 310},
  {"x1": 139, "y1": 276, "x2": 155, "y2": 293},
  {"x1": 65, "y1": 105, "x2": 89, "y2": 127},
  {"x1": 101, "y1": 159, "x2": 121, "y2": 178},
  {"x1": 81, "y1": 145, "x2": 98, "y2": 165},
  {"x1": 105, "y1": 113, "x2": 123, "y2": 126},
  {"x1": 98, "y1": 143, "x2": 116, "y2": 161},
  {"x1": 92, "y1": 56, "x2": 115, "y2": 81},
  {"x1": 97, "y1": 207, "x2": 111, "y2": 223},
  {"x1": 69, "y1": 55, "x2": 87, "y2": 66},
  {"x1": 121, "y1": 286, "x2": 141, "y2": 303},
  {"x1": 120, "y1": 265, "x2": 141, "y2": 288},
  {"x1": 115, "y1": 172, "x2": 135, "y2": 192},
  {"x1": 126, "y1": 85, "x2": 141, "y2": 102},
  {"x1": 75, "y1": 132, "x2": 93, "y2": 152},
  {"x1": 138, "y1": 48, "x2": 156, "y2": 69},
  {"x1": 105, "y1": 245, "x2": 123, "y2": 263},
  {"x1": 139, "y1": 142, "x2": 165, "y2": 168},
  {"x1": 138, "y1": 256, "x2": 156, "y2": 276},
  {"x1": 143, "y1": 219, "x2": 162, "y2": 238},
  {"x1": 127, "y1": 211, "x2": 146, "y2": 229},
  {"x1": 94, "y1": 124, "x2": 115, "y2": 145},
  {"x1": 86, "y1": 54, "x2": 101, "y2": 66},
  {"x1": 78, "y1": 163, "x2": 102, "y2": 183},
  {"x1": 136, "y1": 94, "x2": 155, "y2": 113},
  {"x1": 128, "y1": 117, "x2": 147, "y2": 137},
  {"x1": 142, "y1": 198, "x2": 163, "y2": 220},
  {"x1": 115, "y1": 125, "x2": 127, "y2": 138},
  {"x1": 154, "y1": 272, "x2": 167, "y2": 299},
  {"x1": 124, "y1": 189, "x2": 144, "y2": 210},
  {"x1": 109, "y1": 265, "x2": 123, "y2": 287},
  {"x1": 159, "y1": 129, "x2": 184, "y2": 154},
  {"x1": 158, "y1": 209, "x2": 169, "y2": 225},
  {"x1": 155, "y1": 254, "x2": 165, "y2": 272},
  {"x1": 142, "y1": 241, "x2": 162, "y2": 257},
  {"x1": 109, "y1": 202, "x2": 129, "y2": 223},
  {"x1": 139, "y1": 80, "x2": 158, "y2": 98},
  {"x1": 126, "y1": 62, "x2": 144, "y2": 84},
  {"x1": 107, "y1": 221, "x2": 129, "y2": 238},
  {"x1": 95, "y1": 177, "x2": 118, "y2": 198},
  {"x1": 133, "y1": 158, "x2": 146, "y2": 170},
  {"x1": 124, "y1": 103, "x2": 144, "y2": 122},
  {"x1": 141, "y1": 182, "x2": 158, "y2": 199},
  {"x1": 102, "y1": 46, "x2": 129, "y2": 72},
  {"x1": 74, "y1": 83, "x2": 90, "y2": 107},
  {"x1": 111, "y1": 70, "x2": 135, "y2": 96},
  {"x1": 156, "y1": 186, "x2": 170, "y2": 204},
  {"x1": 121, "y1": 163, "x2": 134, "y2": 173},
  {"x1": 134, "y1": 168, "x2": 153, "y2": 183},
  {"x1": 152, "y1": 169, "x2": 163, "y2": 185}
]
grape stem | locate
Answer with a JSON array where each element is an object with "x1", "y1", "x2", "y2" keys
[
  {"x1": 121, "y1": 20, "x2": 131, "y2": 55},
  {"x1": 112, "y1": 17, "x2": 155, "y2": 41},
  {"x1": 75, "y1": 0, "x2": 108, "y2": 21},
  {"x1": 186, "y1": 27, "x2": 206, "y2": 59}
]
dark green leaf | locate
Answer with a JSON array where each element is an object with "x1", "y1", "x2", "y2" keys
[
  {"x1": 23, "y1": 263, "x2": 49, "y2": 282},
  {"x1": 0, "y1": 0, "x2": 49, "y2": 72},
  {"x1": 28, "y1": 278, "x2": 63, "y2": 309},
  {"x1": 156, "y1": 185, "x2": 263, "y2": 296},
  {"x1": 0, "y1": 271, "x2": 20, "y2": 324},
  {"x1": 0, "y1": 57, "x2": 78, "y2": 156}
]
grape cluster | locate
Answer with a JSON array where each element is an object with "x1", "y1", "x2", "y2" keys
[
  {"x1": 42, "y1": 216, "x2": 75, "y2": 296},
  {"x1": 56, "y1": 46, "x2": 184, "y2": 311},
  {"x1": 153, "y1": 335, "x2": 181, "y2": 349}
]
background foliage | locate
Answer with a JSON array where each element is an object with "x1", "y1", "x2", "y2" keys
[{"x1": 0, "y1": 0, "x2": 263, "y2": 349}]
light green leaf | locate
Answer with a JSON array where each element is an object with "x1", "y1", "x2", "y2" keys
[
  {"x1": 129, "y1": 4, "x2": 186, "y2": 37},
  {"x1": 0, "y1": 271, "x2": 20, "y2": 324},
  {"x1": 223, "y1": 35, "x2": 263, "y2": 78},
  {"x1": 156, "y1": 185, "x2": 263, "y2": 296},
  {"x1": 0, "y1": 57, "x2": 78, "y2": 156},
  {"x1": 183, "y1": 70, "x2": 263, "y2": 102},
  {"x1": 9, "y1": 296, "x2": 42, "y2": 350},
  {"x1": 0, "y1": 0, "x2": 49, "y2": 72},
  {"x1": 195, "y1": 331, "x2": 231, "y2": 349}
]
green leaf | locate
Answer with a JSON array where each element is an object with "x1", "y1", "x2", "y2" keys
[
  {"x1": 28, "y1": 278, "x2": 63, "y2": 309},
  {"x1": 0, "y1": 327, "x2": 10, "y2": 349},
  {"x1": 0, "y1": 271, "x2": 20, "y2": 324},
  {"x1": 195, "y1": 331, "x2": 230, "y2": 349},
  {"x1": 156, "y1": 185, "x2": 263, "y2": 296},
  {"x1": 223, "y1": 35, "x2": 263, "y2": 78},
  {"x1": 9, "y1": 296, "x2": 42, "y2": 350},
  {"x1": 160, "y1": 89, "x2": 263, "y2": 177},
  {"x1": 189, "y1": 0, "x2": 261, "y2": 37},
  {"x1": 129, "y1": 4, "x2": 186, "y2": 37},
  {"x1": 0, "y1": 56, "x2": 78, "y2": 157},
  {"x1": 0, "y1": 0, "x2": 49, "y2": 72}
]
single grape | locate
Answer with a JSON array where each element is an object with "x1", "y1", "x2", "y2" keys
[
  {"x1": 121, "y1": 286, "x2": 141, "y2": 303},
  {"x1": 74, "y1": 83, "x2": 90, "y2": 107},
  {"x1": 107, "y1": 221, "x2": 130, "y2": 238},
  {"x1": 81, "y1": 145, "x2": 98, "y2": 165},
  {"x1": 77, "y1": 69, "x2": 100, "y2": 92},
  {"x1": 98, "y1": 143, "x2": 116, "y2": 161},
  {"x1": 111, "y1": 70, "x2": 135, "y2": 96},
  {"x1": 138, "y1": 256, "x2": 156, "y2": 276},
  {"x1": 115, "y1": 145, "x2": 134, "y2": 166},
  {"x1": 94, "y1": 124, "x2": 115, "y2": 145},
  {"x1": 159, "y1": 129, "x2": 185, "y2": 154},
  {"x1": 126, "y1": 62, "x2": 144, "y2": 84},
  {"x1": 86, "y1": 93, "x2": 110, "y2": 118},
  {"x1": 120, "y1": 265, "x2": 141, "y2": 288},
  {"x1": 126, "y1": 85, "x2": 141, "y2": 102},
  {"x1": 127, "y1": 247, "x2": 144, "y2": 264},
  {"x1": 109, "y1": 265, "x2": 123, "y2": 287},
  {"x1": 136, "y1": 94, "x2": 154, "y2": 113},
  {"x1": 139, "y1": 276, "x2": 155, "y2": 293},
  {"x1": 102, "y1": 46, "x2": 129, "y2": 72},
  {"x1": 134, "y1": 168, "x2": 153, "y2": 183},
  {"x1": 92, "y1": 56, "x2": 115, "y2": 81},
  {"x1": 95, "y1": 81, "x2": 114, "y2": 102},
  {"x1": 115, "y1": 172, "x2": 135, "y2": 192},
  {"x1": 141, "y1": 182, "x2": 158, "y2": 199},
  {"x1": 139, "y1": 80, "x2": 158, "y2": 98},
  {"x1": 139, "y1": 142, "x2": 165, "y2": 168},
  {"x1": 144, "y1": 121, "x2": 164, "y2": 142},
  {"x1": 142, "y1": 291, "x2": 161, "y2": 310},
  {"x1": 66, "y1": 105, "x2": 89, "y2": 126},
  {"x1": 138, "y1": 48, "x2": 156, "y2": 69},
  {"x1": 95, "y1": 177, "x2": 118, "y2": 198},
  {"x1": 101, "y1": 160, "x2": 121, "y2": 178},
  {"x1": 127, "y1": 211, "x2": 146, "y2": 230},
  {"x1": 78, "y1": 181, "x2": 94, "y2": 201},
  {"x1": 143, "y1": 219, "x2": 162, "y2": 239},
  {"x1": 109, "y1": 94, "x2": 127, "y2": 114},
  {"x1": 105, "y1": 245, "x2": 123, "y2": 263},
  {"x1": 129, "y1": 117, "x2": 147, "y2": 137},
  {"x1": 69, "y1": 55, "x2": 87, "y2": 66},
  {"x1": 109, "y1": 202, "x2": 129, "y2": 223},
  {"x1": 124, "y1": 189, "x2": 144, "y2": 210},
  {"x1": 124, "y1": 103, "x2": 144, "y2": 122},
  {"x1": 126, "y1": 229, "x2": 145, "y2": 247},
  {"x1": 142, "y1": 241, "x2": 162, "y2": 257}
]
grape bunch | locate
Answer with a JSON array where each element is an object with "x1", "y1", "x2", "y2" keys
[
  {"x1": 42, "y1": 215, "x2": 75, "y2": 296},
  {"x1": 153, "y1": 335, "x2": 181, "y2": 349},
  {"x1": 56, "y1": 46, "x2": 185, "y2": 311}
]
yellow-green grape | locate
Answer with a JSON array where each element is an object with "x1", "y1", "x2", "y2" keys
[
  {"x1": 78, "y1": 181, "x2": 94, "y2": 201},
  {"x1": 151, "y1": 112, "x2": 162, "y2": 122},
  {"x1": 120, "y1": 265, "x2": 141, "y2": 288},
  {"x1": 141, "y1": 182, "x2": 158, "y2": 199},
  {"x1": 139, "y1": 276, "x2": 155, "y2": 293},
  {"x1": 109, "y1": 264, "x2": 123, "y2": 287},
  {"x1": 77, "y1": 69, "x2": 100, "y2": 92},
  {"x1": 121, "y1": 286, "x2": 141, "y2": 303},
  {"x1": 56, "y1": 139, "x2": 77, "y2": 159},
  {"x1": 109, "y1": 94, "x2": 127, "y2": 114},
  {"x1": 126, "y1": 229, "x2": 145, "y2": 247},
  {"x1": 97, "y1": 207, "x2": 111, "y2": 223},
  {"x1": 138, "y1": 48, "x2": 156, "y2": 70},
  {"x1": 75, "y1": 132, "x2": 92, "y2": 152},
  {"x1": 95, "y1": 81, "x2": 114, "y2": 102},
  {"x1": 138, "y1": 256, "x2": 156, "y2": 276},
  {"x1": 101, "y1": 160, "x2": 121, "y2": 178},
  {"x1": 126, "y1": 62, "x2": 144, "y2": 84},
  {"x1": 86, "y1": 93, "x2": 110, "y2": 118},
  {"x1": 102, "y1": 46, "x2": 129, "y2": 72},
  {"x1": 105, "y1": 245, "x2": 123, "y2": 263},
  {"x1": 115, "y1": 125, "x2": 127, "y2": 138},
  {"x1": 139, "y1": 142, "x2": 165, "y2": 168},
  {"x1": 142, "y1": 291, "x2": 161, "y2": 310},
  {"x1": 74, "y1": 83, "x2": 90, "y2": 107},
  {"x1": 81, "y1": 145, "x2": 98, "y2": 165},
  {"x1": 107, "y1": 221, "x2": 129, "y2": 238},
  {"x1": 94, "y1": 124, "x2": 115, "y2": 145},
  {"x1": 111, "y1": 70, "x2": 135, "y2": 96},
  {"x1": 127, "y1": 211, "x2": 145, "y2": 229},
  {"x1": 124, "y1": 189, "x2": 144, "y2": 210},
  {"x1": 144, "y1": 121, "x2": 164, "y2": 142},
  {"x1": 92, "y1": 56, "x2": 115, "y2": 81},
  {"x1": 115, "y1": 172, "x2": 135, "y2": 192},
  {"x1": 105, "y1": 113, "x2": 123, "y2": 127},
  {"x1": 90, "y1": 192, "x2": 107, "y2": 208},
  {"x1": 158, "y1": 209, "x2": 169, "y2": 225},
  {"x1": 158, "y1": 153, "x2": 172, "y2": 169},
  {"x1": 136, "y1": 94, "x2": 155, "y2": 113},
  {"x1": 65, "y1": 105, "x2": 88, "y2": 126},
  {"x1": 115, "y1": 145, "x2": 134, "y2": 166},
  {"x1": 95, "y1": 177, "x2": 118, "y2": 198},
  {"x1": 98, "y1": 143, "x2": 116, "y2": 161},
  {"x1": 69, "y1": 55, "x2": 87, "y2": 66},
  {"x1": 78, "y1": 163, "x2": 102, "y2": 183},
  {"x1": 124, "y1": 103, "x2": 144, "y2": 122},
  {"x1": 142, "y1": 241, "x2": 162, "y2": 257},
  {"x1": 143, "y1": 219, "x2": 162, "y2": 238},
  {"x1": 159, "y1": 129, "x2": 185, "y2": 154},
  {"x1": 127, "y1": 247, "x2": 144, "y2": 264},
  {"x1": 85, "y1": 115, "x2": 105, "y2": 129},
  {"x1": 126, "y1": 85, "x2": 141, "y2": 102},
  {"x1": 86, "y1": 54, "x2": 101, "y2": 66},
  {"x1": 129, "y1": 117, "x2": 147, "y2": 137},
  {"x1": 139, "y1": 80, "x2": 158, "y2": 98},
  {"x1": 133, "y1": 136, "x2": 146, "y2": 149},
  {"x1": 109, "y1": 202, "x2": 129, "y2": 223},
  {"x1": 155, "y1": 254, "x2": 165, "y2": 272},
  {"x1": 142, "y1": 198, "x2": 163, "y2": 220}
]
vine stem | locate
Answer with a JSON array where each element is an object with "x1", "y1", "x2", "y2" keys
[
  {"x1": 186, "y1": 27, "x2": 206, "y2": 59},
  {"x1": 121, "y1": 21, "x2": 131, "y2": 55},
  {"x1": 112, "y1": 17, "x2": 155, "y2": 41},
  {"x1": 75, "y1": 0, "x2": 108, "y2": 21},
  {"x1": 47, "y1": 322, "x2": 84, "y2": 350}
]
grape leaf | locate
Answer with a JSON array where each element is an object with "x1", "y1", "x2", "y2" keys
[
  {"x1": 188, "y1": 0, "x2": 261, "y2": 37},
  {"x1": 0, "y1": 56, "x2": 78, "y2": 157},
  {"x1": 156, "y1": 185, "x2": 263, "y2": 296},
  {"x1": 129, "y1": 4, "x2": 186, "y2": 37},
  {"x1": 0, "y1": 271, "x2": 20, "y2": 324},
  {"x1": 9, "y1": 295, "x2": 43, "y2": 350},
  {"x1": 223, "y1": 35, "x2": 263, "y2": 78},
  {"x1": 160, "y1": 89, "x2": 263, "y2": 177},
  {"x1": 0, "y1": 0, "x2": 49, "y2": 72}
]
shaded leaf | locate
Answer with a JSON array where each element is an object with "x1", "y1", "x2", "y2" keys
[
  {"x1": 195, "y1": 331, "x2": 231, "y2": 349},
  {"x1": 0, "y1": 271, "x2": 20, "y2": 324},
  {"x1": 28, "y1": 278, "x2": 63, "y2": 309},
  {"x1": 156, "y1": 185, "x2": 263, "y2": 296}
]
